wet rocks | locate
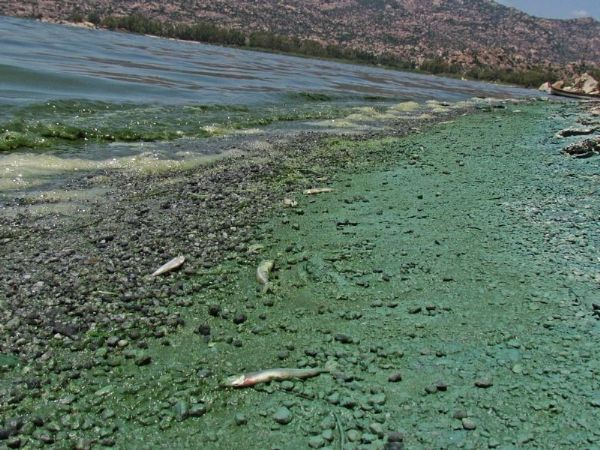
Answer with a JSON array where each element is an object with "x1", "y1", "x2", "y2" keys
[
  {"x1": 188, "y1": 403, "x2": 208, "y2": 417},
  {"x1": 452, "y1": 410, "x2": 468, "y2": 420},
  {"x1": 208, "y1": 304, "x2": 222, "y2": 317},
  {"x1": 369, "y1": 393, "x2": 386, "y2": 405},
  {"x1": 134, "y1": 354, "x2": 152, "y2": 366},
  {"x1": 233, "y1": 313, "x2": 247, "y2": 325},
  {"x1": 3, "y1": 98, "x2": 599, "y2": 449},
  {"x1": 387, "y1": 372, "x2": 403, "y2": 383},
  {"x1": 462, "y1": 418, "x2": 477, "y2": 430},
  {"x1": 273, "y1": 407, "x2": 292, "y2": 425},
  {"x1": 384, "y1": 431, "x2": 404, "y2": 450},
  {"x1": 173, "y1": 400, "x2": 189, "y2": 421},
  {"x1": 562, "y1": 137, "x2": 600, "y2": 158},
  {"x1": 308, "y1": 436, "x2": 325, "y2": 448},
  {"x1": 234, "y1": 413, "x2": 247, "y2": 426},
  {"x1": 334, "y1": 334, "x2": 353, "y2": 344},
  {"x1": 196, "y1": 324, "x2": 211, "y2": 336},
  {"x1": 6, "y1": 437, "x2": 21, "y2": 448},
  {"x1": 555, "y1": 128, "x2": 597, "y2": 138},
  {"x1": 474, "y1": 378, "x2": 493, "y2": 388}
]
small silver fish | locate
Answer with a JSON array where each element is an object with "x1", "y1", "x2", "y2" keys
[
  {"x1": 151, "y1": 255, "x2": 185, "y2": 277},
  {"x1": 303, "y1": 188, "x2": 333, "y2": 195},
  {"x1": 256, "y1": 260, "x2": 274, "y2": 285}
]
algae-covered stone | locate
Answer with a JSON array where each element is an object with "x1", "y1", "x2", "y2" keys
[
  {"x1": 308, "y1": 435, "x2": 326, "y2": 448},
  {"x1": 189, "y1": 403, "x2": 207, "y2": 417},
  {"x1": 347, "y1": 429, "x2": 361, "y2": 442},
  {"x1": 173, "y1": 400, "x2": 188, "y2": 421},
  {"x1": 234, "y1": 413, "x2": 247, "y2": 426},
  {"x1": 462, "y1": 418, "x2": 476, "y2": 430},
  {"x1": 135, "y1": 355, "x2": 152, "y2": 366},
  {"x1": 273, "y1": 407, "x2": 292, "y2": 425}
]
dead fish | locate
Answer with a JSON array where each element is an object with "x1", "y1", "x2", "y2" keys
[
  {"x1": 303, "y1": 188, "x2": 333, "y2": 195},
  {"x1": 222, "y1": 367, "x2": 326, "y2": 388},
  {"x1": 151, "y1": 255, "x2": 185, "y2": 277},
  {"x1": 256, "y1": 260, "x2": 274, "y2": 285}
]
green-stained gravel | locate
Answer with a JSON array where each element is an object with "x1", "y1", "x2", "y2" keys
[{"x1": 2, "y1": 100, "x2": 599, "y2": 449}]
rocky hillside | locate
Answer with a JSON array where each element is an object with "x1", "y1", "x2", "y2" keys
[{"x1": 3, "y1": 0, "x2": 600, "y2": 70}]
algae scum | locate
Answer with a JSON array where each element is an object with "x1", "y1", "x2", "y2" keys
[
  {"x1": 0, "y1": 98, "x2": 367, "y2": 152},
  {"x1": 1, "y1": 100, "x2": 599, "y2": 449}
]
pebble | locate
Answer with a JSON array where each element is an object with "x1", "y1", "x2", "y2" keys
[
  {"x1": 369, "y1": 422, "x2": 384, "y2": 437},
  {"x1": 452, "y1": 410, "x2": 468, "y2": 420},
  {"x1": 308, "y1": 436, "x2": 325, "y2": 448},
  {"x1": 362, "y1": 433, "x2": 377, "y2": 443},
  {"x1": 135, "y1": 355, "x2": 152, "y2": 366},
  {"x1": 322, "y1": 429, "x2": 334, "y2": 442},
  {"x1": 106, "y1": 336, "x2": 120, "y2": 347},
  {"x1": 340, "y1": 397, "x2": 357, "y2": 409},
  {"x1": 100, "y1": 438, "x2": 116, "y2": 446},
  {"x1": 369, "y1": 393, "x2": 386, "y2": 405},
  {"x1": 173, "y1": 401, "x2": 188, "y2": 420},
  {"x1": 388, "y1": 372, "x2": 403, "y2": 383},
  {"x1": 7, "y1": 437, "x2": 21, "y2": 449},
  {"x1": 234, "y1": 413, "x2": 247, "y2": 426},
  {"x1": 208, "y1": 305, "x2": 222, "y2": 317},
  {"x1": 188, "y1": 403, "x2": 207, "y2": 417},
  {"x1": 327, "y1": 392, "x2": 340, "y2": 405},
  {"x1": 387, "y1": 432, "x2": 404, "y2": 442},
  {"x1": 347, "y1": 429, "x2": 361, "y2": 442},
  {"x1": 197, "y1": 324, "x2": 211, "y2": 336},
  {"x1": 334, "y1": 334, "x2": 353, "y2": 344},
  {"x1": 281, "y1": 381, "x2": 294, "y2": 391},
  {"x1": 320, "y1": 416, "x2": 335, "y2": 430},
  {"x1": 462, "y1": 418, "x2": 477, "y2": 430},
  {"x1": 474, "y1": 378, "x2": 493, "y2": 388},
  {"x1": 233, "y1": 313, "x2": 247, "y2": 324},
  {"x1": 435, "y1": 380, "x2": 448, "y2": 391},
  {"x1": 273, "y1": 407, "x2": 292, "y2": 425},
  {"x1": 425, "y1": 385, "x2": 438, "y2": 394}
]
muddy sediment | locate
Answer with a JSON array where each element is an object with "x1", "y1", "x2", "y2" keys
[{"x1": 1, "y1": 100, "x2": 599, "y2": 449}]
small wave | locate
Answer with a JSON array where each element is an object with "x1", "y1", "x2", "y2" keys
[
  {"x1": 286, "y1": 91, "x2": 337, "y2": 102},
  {"x1": 0, "y1": 99, "x2": 350, "y2": 151},
  {"x1": 285, "y1": 91, "x2": 398, "y2": 103}
]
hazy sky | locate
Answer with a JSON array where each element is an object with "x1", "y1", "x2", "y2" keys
[{"x1": 495, "y1": 0, "x2": 600, "y2": 20}]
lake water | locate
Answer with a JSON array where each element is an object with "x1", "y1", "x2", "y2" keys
[{"x1": 0, "y1": 16, "x2": 539, "y2": 192}]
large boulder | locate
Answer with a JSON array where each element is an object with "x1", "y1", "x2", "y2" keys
[
  {"x1": 562, "y1": 137, "x2": 600, "y2": 158},
  {"x1": 538, "y1": 81, "x2": 551, "y2": 92},
  {"x1": 574, "y1": 73, "x2": 599, "y2": 94}
]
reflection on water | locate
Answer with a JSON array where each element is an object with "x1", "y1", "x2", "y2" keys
[{"x1": 0, "y1": 16, "x2": 537, "y2": 106}]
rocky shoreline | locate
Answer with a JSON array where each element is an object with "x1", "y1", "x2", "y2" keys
[
  {"x1": 0, "y1": 106, "x2": 471, "y2": 361},
  {"x1": 2, "y1": 99, "x2": 600, "y2": 449}
]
